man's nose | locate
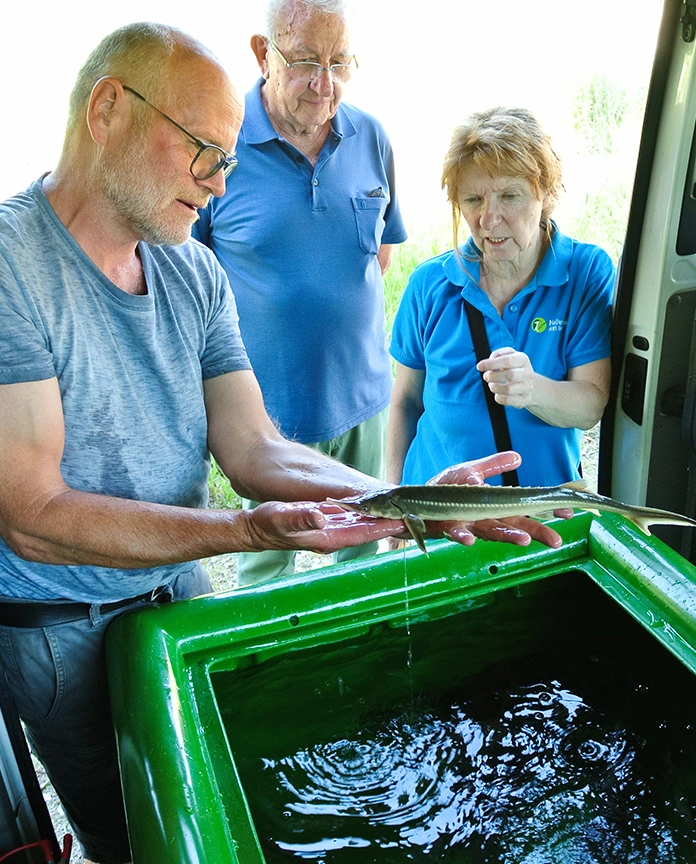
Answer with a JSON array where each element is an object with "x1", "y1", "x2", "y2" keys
[
  {"x1": 310, "y1": 68, "x2": 335, "y2": 96},
  {"x1": 200, "y1": 168, "x2": 226, "y2": 198}
]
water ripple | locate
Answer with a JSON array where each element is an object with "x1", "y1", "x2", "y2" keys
[{"x1": 255, "y1": 680, "x2": 686, "y2": 861}]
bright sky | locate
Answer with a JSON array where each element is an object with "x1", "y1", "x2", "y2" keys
[{"x1": 2, "y1": 0, "x2": 663, "y2": 231}]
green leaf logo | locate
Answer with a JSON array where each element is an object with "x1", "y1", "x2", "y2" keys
[{"x1": 531, "y1": 317, "x2": 547, "y2": 333}]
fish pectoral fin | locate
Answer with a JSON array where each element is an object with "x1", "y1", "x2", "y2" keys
[
  {"x1": 403, "y1": 513, "x2": 428, "y2": 555},
  {"x1": 532, "y1": 509, "x2": 558, "y2": 521}
]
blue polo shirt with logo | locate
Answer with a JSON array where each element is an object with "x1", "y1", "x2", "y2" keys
[
  {"x1": 194, "y1": 81, "x2": 407, "y2": 443},
  {"x1": 390, "y1": 230, "x2": 614, "y2": 486}
]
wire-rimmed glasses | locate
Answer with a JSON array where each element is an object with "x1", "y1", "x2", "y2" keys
[
  {"x1": 266, "y1": 39, "x2": 358, "y2": 83},
  {"x1": 123, "y1": 85, "x2": 238, "y2": 180}
]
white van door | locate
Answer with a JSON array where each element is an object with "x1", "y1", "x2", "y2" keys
[{"x1": 600, "y1": 0, "x2": 696, "y2": 559}]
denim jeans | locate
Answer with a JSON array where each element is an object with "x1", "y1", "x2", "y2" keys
[{"x1": 0, "y1": 564, "x2": 211, "y2": 863}]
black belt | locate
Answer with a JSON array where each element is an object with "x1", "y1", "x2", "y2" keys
[{"x1": 0, "y1": 585, "x2": 173, "y2": 628}]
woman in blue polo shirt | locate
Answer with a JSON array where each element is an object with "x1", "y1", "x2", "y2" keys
[{"x1": 388, "y1": 107, "x2": 615, "y2": 488}]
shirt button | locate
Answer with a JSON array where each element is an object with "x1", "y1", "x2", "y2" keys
[
  {"x1": 313, "y1": 178, "x2": 319, "y2": 186},
  {"x1": 509, "y1": 304, "x2": 518, "y2": 312}
]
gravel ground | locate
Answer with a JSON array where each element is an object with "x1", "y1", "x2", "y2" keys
[
  {"x1": 31, "y1": 755, "x2": 78, "y2": 862},
  {"x1": 31, "y1": 426, "x2": 602, "y2": 861}
]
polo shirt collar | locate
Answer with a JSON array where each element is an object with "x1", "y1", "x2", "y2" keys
[
  {"x1": 444, "y1": 223, "x2": 572, "y2": 299},
  {"x1": 241, "y1": 79, "x2": 357, "y2": 145},
  {"x1": 442, "y1": 243, "x2": 482, "y2": 296},
  {"x1": 329, "y1": 104, "x2": 356, "y2": 140},
  {"x1": 536, "y1": 225, "x2": 572, "y2": 288}
]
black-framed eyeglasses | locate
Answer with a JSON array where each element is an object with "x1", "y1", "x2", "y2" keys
[
  {"x1": 266, "y1": 39, "x2": 358, "y2": 83},
  {"x1": 122, "y1": 86, "x2": 238, "y2": 180}
]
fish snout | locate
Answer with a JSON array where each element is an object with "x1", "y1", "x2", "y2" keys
[{"x1": 326, "y1": 497, "x2": 368, "y2": 514}]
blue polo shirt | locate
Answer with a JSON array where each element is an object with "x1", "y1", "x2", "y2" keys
[
  {"x1": 194, "y1": 81, "x2": 407, "y2": 442},
  {"x1": 390, "y1": 231, "x2": 615, "y2": 486}
]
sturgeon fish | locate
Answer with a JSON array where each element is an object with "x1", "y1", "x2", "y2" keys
[{"x1": 329, "y1": 483, "x2": 696, "y2": 554}]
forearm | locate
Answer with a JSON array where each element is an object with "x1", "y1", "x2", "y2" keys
[
  {"x1": 525, "y1": 375, "x2": 608, "y2": 429},
  {"x1": 221, "y1": 435, "x2": 388, "y2": 503},
  {"x1": 386, "y1": 407, "x2": 419, "y2": 484},
  {"x1": 206, "y1": 370, "x2": 389, "y2": 503},
  {"x1": 386, "y1": 365, "x2": 425, "y2": 484},
  {"x1": 2, "y1": 487, "x2": 257, "y2": 567},
  {"x1": 377, "y1": 243, "x2": 394, "y2": 276},
  {"x1": 480, "y1": 354, "x2": 610, "y2": 431}
]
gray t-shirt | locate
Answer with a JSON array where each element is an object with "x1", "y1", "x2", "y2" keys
[{"x1": 0, "y1": 179, "x2": 251, "y2": 601}]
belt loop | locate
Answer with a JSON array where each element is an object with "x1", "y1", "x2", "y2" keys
[{"x1": 89, "y1": 604, "x2": 104, "y2": 628}]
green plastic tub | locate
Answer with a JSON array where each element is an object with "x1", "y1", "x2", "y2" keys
[{"x1": 106, "y1": 513, "x2": 696, "y2": 862}]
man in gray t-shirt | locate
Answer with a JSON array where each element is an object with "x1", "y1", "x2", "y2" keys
[
  {"x1": 0, "y1": 23, "x2": 561, "y2": 864},
  {"x1": 0, "y1": 182, "x2": 252, "y2": 603}
]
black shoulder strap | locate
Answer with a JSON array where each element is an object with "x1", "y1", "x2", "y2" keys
[{"x1": 464, "y1": 299, "x2": 520, "y2": 487}]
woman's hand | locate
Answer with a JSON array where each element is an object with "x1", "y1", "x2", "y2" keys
[
  {"x1": 477, "y1": 346, "x2": 537, "y2": 408},
  {"x1": 475, "y1": 349, "x2": 611, "y2": 430},
  {"x1": 425, "y1": 450, "x2": 524, "y2": 486}
]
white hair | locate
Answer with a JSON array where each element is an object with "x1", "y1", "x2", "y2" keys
[{"x1": 265, "y1": 0, "x2": 350, "y2": 38}]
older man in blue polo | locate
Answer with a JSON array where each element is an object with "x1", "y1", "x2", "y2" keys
[{"x1": 194, "y1": 0, "x2": 407, "y2": 584}]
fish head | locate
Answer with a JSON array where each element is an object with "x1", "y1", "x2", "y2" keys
[{"x1": 327, "y1": 490, "x2": 405, "y2": 519}]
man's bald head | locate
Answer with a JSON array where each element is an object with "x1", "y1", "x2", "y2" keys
[{"x1": 65, "y1": 22, "x2": 223, "y2": 141}]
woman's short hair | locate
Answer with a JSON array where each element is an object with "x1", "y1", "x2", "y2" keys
[{"x1": 442, "y1": 107, "x2": 563, "y2": 252}]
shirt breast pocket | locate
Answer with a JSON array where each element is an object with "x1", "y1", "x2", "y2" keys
[{"x1": 352, "y1": 196, "x2": 387, "y2": 255}]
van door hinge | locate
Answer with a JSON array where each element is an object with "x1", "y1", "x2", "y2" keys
[{"x1": 682, "y1": 0, "x2": 696, "y2": 42}]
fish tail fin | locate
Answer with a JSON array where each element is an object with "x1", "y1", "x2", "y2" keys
[{"x1": 626, "y1": 507, "x2": 696, "y2": 535}]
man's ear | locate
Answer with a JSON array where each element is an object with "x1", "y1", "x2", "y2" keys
[
  {"x1": 87, "y1": 76, "x2": 126, "y2": 146},
  {"x1": 250, "y1": 35, "x2": 271, "y2": 80}
]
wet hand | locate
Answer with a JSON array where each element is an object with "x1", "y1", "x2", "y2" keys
[
  {"x1": 417, "y1": 514, "x2": 563, "y2": 549},
  {"x1": 425, "y1": 450, "x2": 523, "y2": 487},
  {"x1": 243, "y1": 500, "x2": 406, "y2": 554}
]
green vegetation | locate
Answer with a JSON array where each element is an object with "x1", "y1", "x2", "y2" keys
[
  {"x1": 208, "y1": 458, "x2": 241, "y2": 510},
  {"x1": 573, "y1": 74, "x2": 630, "y2": 156},
  {"x1": 566, "y1": 179, "x2": 630, "y2": 265},
  {"x1": 383, "y1": 227, "x2": 452, "y2": 336},
  {"x1": 566, "y1": 72, "x2": 646, "y2": 264}
]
